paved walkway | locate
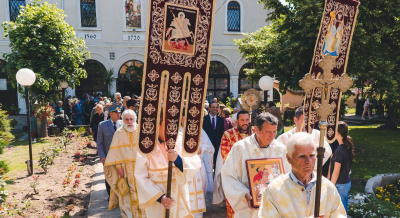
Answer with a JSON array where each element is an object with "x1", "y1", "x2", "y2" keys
[
  {"x1": 87, "y1": 159, "x2": 227, "y2": 218},
  {"x1": 343, "y1": 113, "x2": 386, "y2": 126},
  {"x1": 87, "y1": 160, "x2": 121, "y2": 218}
]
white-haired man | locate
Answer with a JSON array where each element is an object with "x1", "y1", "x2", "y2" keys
[
  {"x1": 258, "y1": 132, "x2": 346, "y2": 217},
  {"x1": 104, "y1": 109, "x2": 145, "y2": 217}
]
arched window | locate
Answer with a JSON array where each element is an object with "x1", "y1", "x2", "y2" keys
[
  {"x1": 207, "y1": 61, "x2": 230, "y2": 102},
  {"x1": 0, "y1": 60, "x2": 18, "y2": 108},
  {"x1": 273, "y1": 88, "x2": 280, "y2": 103},
  {"x1": 227, "y1": 1, "x2": 240, "y2": 32},
  {"x1": 75, "y1": 60, "x2": 107, "y2": 98},
  {"x1": 80, "y1": 0, "x2": 97, "y2": 27},
  {"x1": 239, "y1": 63, "x2": 259, "y2": 94},
  {"x1": 117, "y1": 60, "x2": 144, "y2": 97},
  {"x1": 9, "y1": 0, "x2": 25, "y2": 22}
]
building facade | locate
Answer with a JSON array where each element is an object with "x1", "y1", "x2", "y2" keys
[{"x1": 0, "y1": 0, "x2": 284, "y2": 114}]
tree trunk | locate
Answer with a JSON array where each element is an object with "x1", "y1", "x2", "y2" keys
[{"x1": 385, "y1": 104, "x2": 398, "y2": 129}]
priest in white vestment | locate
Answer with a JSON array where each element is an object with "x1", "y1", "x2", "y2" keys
[
  {"x1": 134, "y1": 120, "x2": 201, "y2": 218},
  {"x1": 221, "y1": 112, "x2": 291, "y2": 218},
  {"x1": 177, "y1": 112, "x2": 214, "y2": 217},
  {"x1": 277, "y1": 106, "x2": 332, "y2": 166},
  {"x1": 104, "y1": 110, "x2": 145, "y2": 218},
  {"x1": 199, "y1": 129, "x2": 215, "y2": 193},
  {"x1": 211, "y1": 146, "x2": 224, "y2": 206},
  {"x1": 258, "y1": 132, "x2": 346, "y2": 217}
]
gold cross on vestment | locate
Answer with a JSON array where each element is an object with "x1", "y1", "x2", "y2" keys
[{"x1": 299, "y1": 54, "x2": 353, "y2": 121}]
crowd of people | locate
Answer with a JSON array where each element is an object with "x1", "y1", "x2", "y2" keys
[
  {"x1": 52, "y1": 92, "x2": 355, "y2": 217},
  {"x1": 51, "y1": 92, "x2": 140, "y2": 135}
]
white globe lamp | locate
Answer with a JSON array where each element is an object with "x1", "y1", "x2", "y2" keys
[
  {"x1": 259, "y1": 76, "x2": 274, "y2": 91},
  {"x1": 15, "y1": 68, "x2": 36, "y2": 176},
  {"x1": 16, "y1": 68, "x2": 36, "y2": 87},
  {"x1": 259, "y1": 76, "x2": 274, "y2": 103}
]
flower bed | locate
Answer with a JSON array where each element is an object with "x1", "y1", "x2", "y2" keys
[
  {"x1": 0, "y1": 129, "x2": 97, "y2": 217},
  {"x1": 348, "y1": 180, "x2": 400, "y2": 217},
  {"x1": 375, "y1": 180, "x2": 400, "y2": 209}
]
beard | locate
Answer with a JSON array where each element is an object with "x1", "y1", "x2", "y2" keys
[
  {"x1": 124, "y1": 123, "x2": 136, "y2": 132},
  {"x1": 237, "y1": 123, "x2": 250, "y2": 134}
]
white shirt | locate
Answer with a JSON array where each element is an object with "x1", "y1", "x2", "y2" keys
[{"x1": 209, "y1": 114, "x2": 217, "y2": 125}]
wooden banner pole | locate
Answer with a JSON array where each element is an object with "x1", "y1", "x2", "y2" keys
[
  {"x1": 165, "y1": 160, "x2": 173, "y2": 218},
  {"x1": 314, "y1": 121, "x2": 327, "y2": 217}
]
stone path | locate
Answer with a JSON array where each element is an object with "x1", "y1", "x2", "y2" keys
[
  {"x1": 87, "y1": 160, "x2": 121, "y2": 218},
  {"x1": 343, "y1": 114, "x2": 385, "y2": 126},
  {"x1": 87, "y1": 159, "x2": 227, "y2": 218}
]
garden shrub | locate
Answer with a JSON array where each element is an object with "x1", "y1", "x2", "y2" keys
[
  {"x1": 0, "y1": 174, "x2": 8, "y2": 205},
  {"x1": 38, "y1": 148, "x2": 53, "y2": 173},
  {"x1": 0, "y1": 104, "x2": 14, "y2": 141},
  {"x1": 0, "y1": 162, "x2": 9, "y2": 206},
  {"x1": 0, "y1": 161, "x2": 9, "y2": 174},
  {"x1": 0, "y1": 140, "x2": 8, "y2": 154}
]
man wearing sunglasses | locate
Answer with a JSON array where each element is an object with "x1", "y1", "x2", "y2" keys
[{"x1": 114, "y1": 92, "x2": 123, "y2": 109}]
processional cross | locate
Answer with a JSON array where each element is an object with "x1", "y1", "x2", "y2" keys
[
  {"x1": 299, "y1": 54, "x2": 353, "y2": 216},
  {"x1": 300, "y1": 54, "x2": 353, "y2": 121}
]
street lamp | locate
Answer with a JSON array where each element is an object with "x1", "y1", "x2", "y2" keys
[
  {"x1": 60, "y1": 81, "x2": 68, "y2": 124},
  {"x1": 16, "y1": 68, "x2": 36, "y2": 176},
  {"x1": 259, "y1": 76, "x2": 274, "y2": 104}
]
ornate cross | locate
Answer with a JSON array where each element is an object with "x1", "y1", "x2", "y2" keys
[{"x1": 299, "y1": 54, "x2": 353, "y2": 121}]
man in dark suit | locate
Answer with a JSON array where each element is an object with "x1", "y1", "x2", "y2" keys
[
  {"x1": 97, "y1": 103, "x2": 123, "y2": 197},
  {"x1": 203, "y1": 101, "x2": 224, "y2": 171}
]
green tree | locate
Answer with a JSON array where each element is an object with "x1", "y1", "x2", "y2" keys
[
  {"x1": 346, "y1": 0, "x2": 400, "y2": 128},
  {"x1": 235, "y1": 0, "x2": 400, "y2": 128},
  {"x1": 2, "y1": 0, "x2": 89, "y2": 104}
]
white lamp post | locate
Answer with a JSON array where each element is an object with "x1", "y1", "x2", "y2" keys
[
  {"x1": 259, "y1": 76, "x2": 274, "y2": 104},
  {"x1": 16, "y1": 68, "x2": 36, "y2": 176}
]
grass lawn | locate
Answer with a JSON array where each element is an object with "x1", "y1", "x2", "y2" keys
[
  {"x1": 0, "y1": 136, "x2": 51, "y2": 179},
  {"x1": 349, "y1": 125, "x2": 400, "y2": 193}
]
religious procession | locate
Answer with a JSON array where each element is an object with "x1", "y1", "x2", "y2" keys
[{"x1": 1, "y1": 0, "x2": 399, "y2": 218}]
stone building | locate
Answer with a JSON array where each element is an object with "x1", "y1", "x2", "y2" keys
[{"x1": 0, "y1": 0, "x2": 300, "y2": 114}]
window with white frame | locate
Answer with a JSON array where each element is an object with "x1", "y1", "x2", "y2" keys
[
  {"x1": 9, "y1": 0, "x2": 26, "y2": 22},
  {"x1": 80, "y1": 0, "x2": 97, "y2": 27},
  {"x1": 227, "y1": 1, "x2": 240, "y2": 32}
]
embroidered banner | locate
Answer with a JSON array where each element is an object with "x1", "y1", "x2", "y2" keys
[
  {"x1": 138, "y1": 0, "x2": 216, "y2": 155},
  {"x1": 304, "y1": 0, "x2": 359, "y2": 142}
]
